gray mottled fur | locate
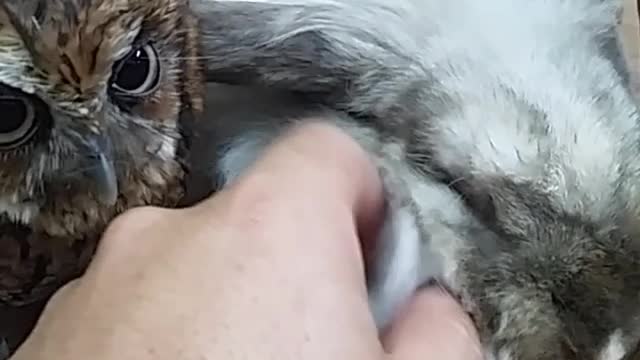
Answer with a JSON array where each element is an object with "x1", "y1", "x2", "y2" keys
[{"x1": 192, "y1": 0, "x2": 640, "y2": 359}]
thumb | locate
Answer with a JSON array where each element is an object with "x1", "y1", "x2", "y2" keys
[{"x1": 382, "y1": 287, "x2": 483, "y2": 360}]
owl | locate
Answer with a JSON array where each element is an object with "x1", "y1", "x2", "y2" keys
[{"x1": 0, "y1": 0, "x2": 205, "y2": 349}]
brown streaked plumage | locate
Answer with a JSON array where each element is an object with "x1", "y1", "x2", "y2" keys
[{"x1": 0, "y1": 0, "x2": 203, "y2": 309}]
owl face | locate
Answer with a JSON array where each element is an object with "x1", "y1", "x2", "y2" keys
[{"x1": 0, "y1": 0, "x2": 202, "y2": 233}]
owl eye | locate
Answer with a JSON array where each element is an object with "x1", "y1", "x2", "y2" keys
[
  {"x1": 0, "y1": 95, "x2": 38, "y2": 149},
  {"x1": 111, "y1": 44, "x2": 160, "y2": 96}
]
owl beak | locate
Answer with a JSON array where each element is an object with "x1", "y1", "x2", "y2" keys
[{"x1": 85, "y1": 135, "x2": 119, "y2": 206}]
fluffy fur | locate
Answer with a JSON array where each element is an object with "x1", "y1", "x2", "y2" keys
[{"x1": 192, "y1": 0, "x2": 640, "y2": 358}]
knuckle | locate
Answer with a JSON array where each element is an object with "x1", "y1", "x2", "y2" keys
[{"x1": 104, "y1": 206, "x2": 172, "y2": 239}]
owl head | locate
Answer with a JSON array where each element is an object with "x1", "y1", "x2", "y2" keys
[{"x1": 0, "y1": 0, "x2": 203, "y2": 235}]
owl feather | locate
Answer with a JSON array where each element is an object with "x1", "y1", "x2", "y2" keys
[{"x1": 0, "y1": 0, "x2": 204, "y2": 333}]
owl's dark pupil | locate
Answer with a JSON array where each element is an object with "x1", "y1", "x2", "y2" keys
[
  {"x1": 115, "y1": 49, "x2": 151, "y2": 91},
  {"x1": 0, "y1": 97, "x2": 28, "y2": 133}
]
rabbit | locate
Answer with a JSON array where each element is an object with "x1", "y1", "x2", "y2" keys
[{"x1": 190, "y1": 0, "x2": 640, "y2": 358}]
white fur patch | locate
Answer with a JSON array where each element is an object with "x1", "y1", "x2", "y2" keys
[
  {"x1": 598, "y1": 330, "x2": 626, "y2": 360},
  {"x1": 368, "y1": 205, "x2": 422, "y2": 329}
]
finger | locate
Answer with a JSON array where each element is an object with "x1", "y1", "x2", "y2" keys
[
  {"x1": 189, "y1": 121, "x2": 387, "y2": 357},
  {"x1": 213, "y1": 120, "x2": 385, "y2": 235},
  {"x1": 194, "y1": 121, "x2": 385, "y2": 285},
  {"x1": 383, "y1": 287, "x2": 483, "y2": 360}
]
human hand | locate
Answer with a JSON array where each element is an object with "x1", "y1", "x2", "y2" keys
[{"x1": 12, "y1": 122, "x2": 482, "y2": 360}]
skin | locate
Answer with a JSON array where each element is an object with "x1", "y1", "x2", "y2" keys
[{"x1": 10, "y1": 122, "x2": 482, "y2": 360}]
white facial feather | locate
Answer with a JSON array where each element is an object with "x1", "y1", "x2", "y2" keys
[
  {"x1": 0, "y1": 198, "x2": 38, "y2": 224},
  {"x1": 0, "y1": 20, "x2": 40, "y2": 94}
]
